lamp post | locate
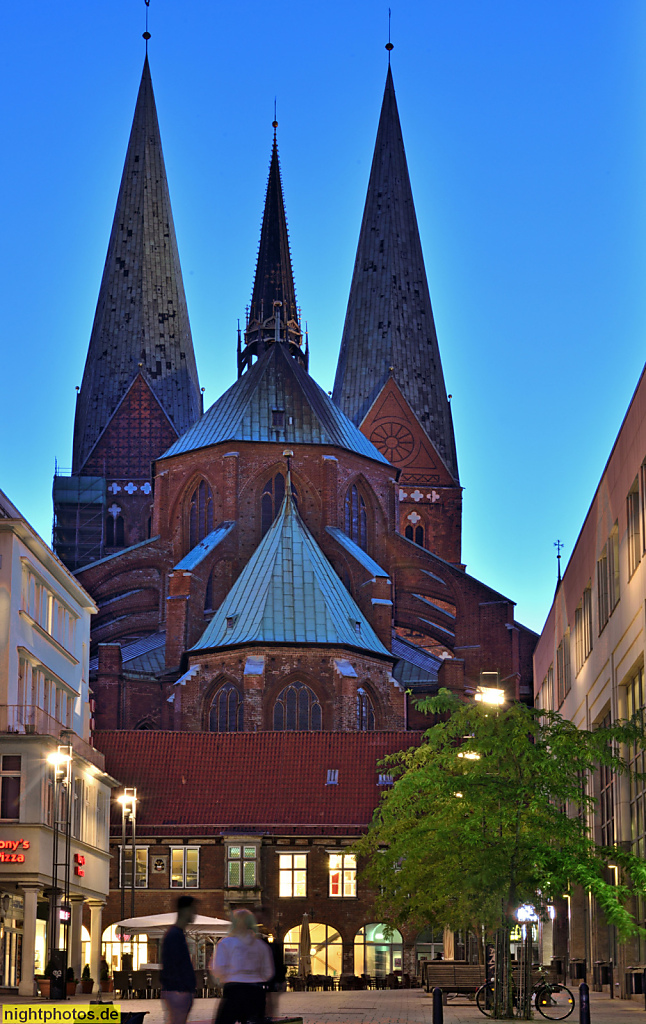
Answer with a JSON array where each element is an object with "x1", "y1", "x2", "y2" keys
[
  {"x1": 47, "y1": 744, "x2": 72, "y2": 998},
  {"x1": 117, "y1": 788, "x2": 137, "y2": 969}
]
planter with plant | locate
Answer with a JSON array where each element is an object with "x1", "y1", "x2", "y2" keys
[
  {"x1": 100, "y1": 965, "x2": 113, "y2": 993},
  {"x1": 81, "y1": 963, "x2": 94, "y2": 994},
  {"x1": 66, "y1": 966, "x2": 77, "y2": 996}
]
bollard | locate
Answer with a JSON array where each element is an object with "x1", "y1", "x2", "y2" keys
[
  {"x1": 579, "y1": 981, "x2": 590, "y2": 1024},
  {"x1": 432, "y1": 986, "x2": 443, "y2": 1024}
]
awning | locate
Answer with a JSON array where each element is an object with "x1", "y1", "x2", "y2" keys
[{"x1": 115, "y1": 913, "x2": 230, "y2": 939}]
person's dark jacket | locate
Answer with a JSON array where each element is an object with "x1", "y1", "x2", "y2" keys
[{"x1": 160, "y1": 925, "x2": 196, "y2": 993}]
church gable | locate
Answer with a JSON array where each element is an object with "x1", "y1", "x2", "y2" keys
[
  {"x1": 83, "y1": 373, "x2": 178, "y2": 479},
  {"x1": 360, "y1": 377, "x2": 457, "y2": 488}
]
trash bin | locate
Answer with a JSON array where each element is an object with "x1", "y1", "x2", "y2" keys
[
  {"x1": 570, "y1": 959, "x2": 587, "y2": 980},
  {"x1": 594, "y1": 961, "x2": 610, "y2": 985}
]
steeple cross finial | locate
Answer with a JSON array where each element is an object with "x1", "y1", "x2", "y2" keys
[
  {"x1": 554, "y1": 539, "x2": 564, "y2": 583},
  {"x1": 386, "y1": 8, "x2": 393, "y2": 62},
  {"x1": 273, "y1": 98, "x2": 278, "y2": 139},
  {"x1": 143, "y1": 0, "x2": 151, "y2": 52}
]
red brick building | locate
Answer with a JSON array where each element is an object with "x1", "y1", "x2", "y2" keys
[{"x1": 50, "y1": 56, "x2": 537, "y2": 975}]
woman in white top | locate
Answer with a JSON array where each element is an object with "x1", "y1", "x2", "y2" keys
[{"x1": 211, "y1": 909, "x2": 275, "y2": 1024}]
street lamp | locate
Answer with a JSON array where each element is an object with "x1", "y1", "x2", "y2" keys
[
  {"x1": 117, "y1": 788, "x2": 137, "y2": 969},
  {"x1": 46, "y1": 744, "x2": 72, "y2": 998}
]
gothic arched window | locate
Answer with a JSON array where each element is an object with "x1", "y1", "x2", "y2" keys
[
  {"x1": 189, "y1": 481, "x2": 214, "y2": 549},
  {"x1": 405, "y1": 523, "x2": 425, "y2": 548},
  {"x1": 106, "y1": 515, "x2": 125, "y2": 548},
  {"x1": 209, "y1": 683, "x2": 243, "y2": 733},
  {"x1": 357, "y1": 687, "x2": 375, "y2": 731},
  {"x1": 345, "y1": 485, "x2": 367, "y2": 551},
  {"x1": 273, "y1": 681, "x2": 322, "y2": 731},
  {"x1": 204, "y1": 569, "x2": 214, "y2": 613},
  {"x1": 261, "y1": 473, "x2": 298, "y2": 536}
]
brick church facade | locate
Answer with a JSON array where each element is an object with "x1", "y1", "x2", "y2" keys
[{"x1": 51, "y1": 54, "x2": 537, "y2": 974}]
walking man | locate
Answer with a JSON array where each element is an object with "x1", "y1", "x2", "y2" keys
[{"x1": 161, "y1": 895, "x2": 198, "y2": 1024}]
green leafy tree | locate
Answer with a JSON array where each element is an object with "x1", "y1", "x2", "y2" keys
[{"x1": 355, "y1": 690, "x2": 646, "y2": 1018}]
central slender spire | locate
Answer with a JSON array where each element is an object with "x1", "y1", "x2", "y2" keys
[{"x1": 238, "y1": 128, "x2": 306, "y2": 376}]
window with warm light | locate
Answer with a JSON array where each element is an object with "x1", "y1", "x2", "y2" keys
[
  {"x1": 227, "y1": 844, "x2": 258, "y2": 888},
  {"x1": 279, "y1": 853, "x2": 307, "y2": 897},
  {"x1": 120, "y1": 847, "x2": 148, "y2": 888},
  {"x1": 170, "y1": 846, "x2": 199, "y2": 888},
  {"x1": 329, "y1": 853, "x2": 356, "y2": 897}
]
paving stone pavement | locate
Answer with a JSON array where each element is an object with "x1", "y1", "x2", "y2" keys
[{"x1": 7, "y1": 988, "x2": 646, "y2": 1023}]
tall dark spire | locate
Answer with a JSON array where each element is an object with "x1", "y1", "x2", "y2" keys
[
  {"x1": 72, "y1": 56, "x2": 201, "y2": 473},
  {"x1": 238, "y1": 128, "x2": 306, "y2": 376},
  {"x1": 332, "y1": 67, "x2": 458, "y2": 482}
]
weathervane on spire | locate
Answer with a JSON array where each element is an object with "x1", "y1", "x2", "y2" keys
[
  {"x1": 386, "y1": 8, "x2": 393, "y2": 62},
  {"x1": 273, "y1": 98, "x2": 278, "y2": 139},
  {"x1": 143, "y1": 0, "x2": 151, "y2": 52},
  {"x1": 554, "y1": 539, "x2": 564, "y2": 584}
]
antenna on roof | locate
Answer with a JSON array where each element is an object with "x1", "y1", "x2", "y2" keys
[
  {"x1": 143, "y1": 0, "x2": 151, "y2": 52},
  {"x1": 386, "y1": 8, "x2": 393, "y2": 63}
]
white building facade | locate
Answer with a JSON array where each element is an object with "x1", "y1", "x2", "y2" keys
[
  {"x1": 534, "y1": 366, "x2": 646, "y2": 997},
  {"x1": 0, "y1": 489, "x2": 117, "y2": 996}
]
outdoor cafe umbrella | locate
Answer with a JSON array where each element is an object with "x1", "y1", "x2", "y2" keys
[
  {"x1": 299, "y1": 914, "x2": 312, "y2": 979},
  {"x1": 115, "y1": 912, "x2": 230, "y2": 939}
]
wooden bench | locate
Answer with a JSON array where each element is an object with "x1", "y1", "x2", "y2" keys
[{"x1": 423, "y1": 961, "x2": 486, "y2": 995}]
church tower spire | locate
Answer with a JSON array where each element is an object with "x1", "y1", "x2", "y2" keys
[
  {"x1": 71, "y1": 56, "x2": 201, "y2": 475},
  {"x1": 54, "y1": 57, "x2": 201, "y2": 571},
  {"x1": 238, "y1": 126, "x2": 306, "y2": 376},
  {"x1": 332, "y1": 67, "x2": 458, "y2": 483}
]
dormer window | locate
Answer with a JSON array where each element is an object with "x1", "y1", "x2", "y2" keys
[
  {"x1": 226, "y1": 615, "x2": 237, "y2": 631},
  {"x1": 326, "y1": 769, "x2": 339, "y2": 785},
  {"x1": 272, "y1": 409, "x2": 285, "y2": 428}
]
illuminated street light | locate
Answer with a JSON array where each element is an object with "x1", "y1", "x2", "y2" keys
[
  {"x1": 475, "y1": 687, "x2": 505, "y2": 706},
  {"x1": 458, "y1": 752, "x2": 481, "y2": 760},
  {"x1": 516, "y1": 904, "x2": 539, "y2": 922}
]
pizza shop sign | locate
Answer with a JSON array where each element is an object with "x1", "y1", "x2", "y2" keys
[{"x1": 0, "y1": 839, "x2": 30, "y2": 863}]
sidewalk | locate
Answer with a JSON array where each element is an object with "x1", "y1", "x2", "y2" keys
[{"x1": 4, "y1": 988, "x2": 645, "y2": 1023}]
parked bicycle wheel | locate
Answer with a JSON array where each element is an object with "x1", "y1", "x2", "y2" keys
[
  {"x1": 475, "y1": 982, "x2": 495, "y2": 1016},
  {"x1": 535, "y1": 982, "x2": 575, "y2": 1020}
]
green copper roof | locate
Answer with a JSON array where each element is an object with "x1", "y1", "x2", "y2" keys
[
  {"x1": 192, "y1": 490, "x2": 390, "y2": 657},
  {"x1": 162, "y1": 342, "x2": 389, "y2": 465}
]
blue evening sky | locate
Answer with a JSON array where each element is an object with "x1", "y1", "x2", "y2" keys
[{"x1": 1, "y1": 1, "x2": 645, "y2": 634}]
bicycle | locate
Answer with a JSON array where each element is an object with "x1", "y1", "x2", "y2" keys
[{"x1": 475, "y1": 967, "x2": 575, "y2": 1020}]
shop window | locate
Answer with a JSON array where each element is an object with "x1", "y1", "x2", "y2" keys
[
  {"x1": 261, "y1": 473, "x2": 298, "y2": 535},
  {"x1": 120, "y1": 847, "x2": 148, "y2": 888},
  {"x1": 329, "y1": 852, "x2": 356, "y2": 897},
  {"x1": 279, "y1": 853, "x2": 307, "y2": 897},
  {"x1": 226, "y1": 843, "x2": 258, "y2": 887},
  {"x1": 273, "y1": 682, "x2": 322, "y2": 731},
  {"x1": 357, "y1": 688, "x2": 375, "y2": 731},
  {"x1": 345, "y1": 485, "x2": 367, "y2": 551},
  {"x1": 354, "y1": 924, "x2": 403, "y2": 979},
  {"x1": 209, "y1": 683, "x2": 243, "y2": 733},
  {"x1": 0, "y1": 756, "x2": 21, "y2": 820},
  {"x1": 283, "y1": 922, "x2": 341, "y2": 976},
  {"x1": 170, "y1": 846, "x2": 199, "y2": 888},
  {"x1": 189, "y1": 481, "x2": 214, "y2": 549}
]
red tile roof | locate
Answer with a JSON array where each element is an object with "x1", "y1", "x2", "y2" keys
[{"x1": 95, "y1": 730, "x2": 423, "y2": 837}]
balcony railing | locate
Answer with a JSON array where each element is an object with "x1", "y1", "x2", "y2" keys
[{"x1": 0, "y1": 705, "x2": 105, "y2": 771}]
